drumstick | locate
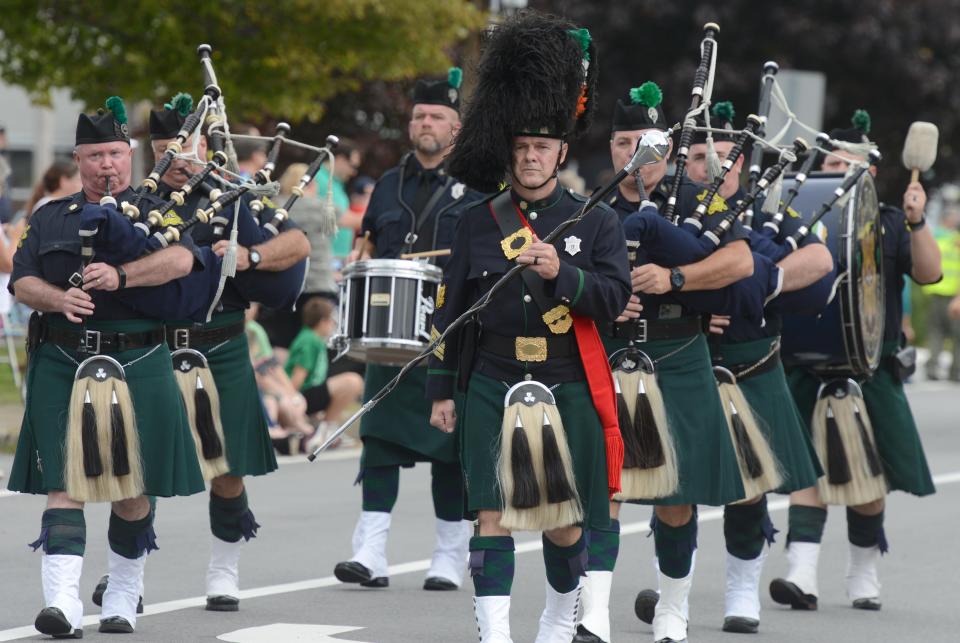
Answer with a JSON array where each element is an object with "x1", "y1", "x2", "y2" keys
[{"x1": 399, "y1": 249, "x2": 452, "y2": 260}]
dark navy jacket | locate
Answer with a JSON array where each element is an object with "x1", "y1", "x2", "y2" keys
[
  {"x1": 10, "y1": 187, "x2": 215, "y2": 321},
  {"x1": 426, "y1": 184, "x2": 631, "y2": 400},
  {"x1": 161, "y1": 179, "x2": 307, "y2": 313},
  {"x1": 878, "y1": 203, "x2": 914, "y2": 342},
  {"x1": 361, "y1": 154, "x2": 485, "y2": 266},
  {"x1": 612, "y1": 177, "x2": 759, "y2": 322}
]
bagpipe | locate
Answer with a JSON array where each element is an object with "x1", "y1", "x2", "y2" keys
[
  {"x1": 81, "y1": 44, "x2": 340, "y2": 316},
  {"x1": 618, "y1": 138, "x2": 811, "y2": 324}
]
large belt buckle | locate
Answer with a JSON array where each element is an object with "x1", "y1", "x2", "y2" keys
[
  {"x1": 173, "y1": 328, "x2": 190, "y2": 350},
  {"x1": 515, "y1": 336, "x2": 547, "y2": 363},
  {"x1": 80, "y1": 329, "x2": 102, "y2": 354},
  {"x1": 634, "y1": 319, "x2": 648, "y2": 343}
]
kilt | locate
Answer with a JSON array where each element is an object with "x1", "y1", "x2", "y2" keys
[
  {"x1": 174, "y1": 311, "x2": 277, "y2": 478},
  {"x1": 786, "y1": 341, "x2": 935, "y2": 497},
  {"x1": 603, "y1": 332, "x2": 745, "y2": 506},
  {"x1": 711, "y1": 336, "x2": 822, "y2": 494},
  {"x1": 460, "y1": 372, "x2": 610, "y2": 531},
  {"x1": 9, "y1": 317, "x2": 205, "y2": 498},
  {"x1": 360, "y1": 364, "x2": 459, "y2": 467}
]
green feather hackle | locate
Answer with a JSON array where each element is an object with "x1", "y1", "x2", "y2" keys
[
  {"x1": 447, "y1": 67, "x2": 463, "y2": 89},
  {"x1": 104, "y1": 96, "x2": 127, "y2": 125},
  {"x1": 851, "y1": 109, "x2": 871, "y2": 134},
  {"x1": 566, "y1": 27, "x2": 591, "y2": 61},
  {"x1": 711, "y1": 101, "x2": 735, "y2": 124},
  {"x1": 630, "y1": 82, "x2": 662, "y2": 108},
  {"x1": 165, "y1": 92, "x2": 194, "y2": 117}
]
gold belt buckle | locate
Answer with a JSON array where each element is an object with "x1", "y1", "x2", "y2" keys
[{"x1": 515, "y1": 336, "x2": 547, "y2": 362}]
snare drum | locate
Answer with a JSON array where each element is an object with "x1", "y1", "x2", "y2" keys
[
  {"x1": 780, "y1": 172, "x2": 885, "y2": 376},
  {"x1": 333, "y1": 259, "x2": 442, "y2": 366}
]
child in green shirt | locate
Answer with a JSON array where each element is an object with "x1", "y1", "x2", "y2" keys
[{"x1": 285, "y1": 298, "x2": 364, "y2": 430}]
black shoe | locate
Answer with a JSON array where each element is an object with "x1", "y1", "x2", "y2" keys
[
  {"x1": 852, "y1": 597, "x2": 882, "y2": 611},
  {"x1": 35, "y1": 607, "x2": 83, "y2": 638},
  {"x1": 654, "y1": 638, "x2": 686, "y2": 643},
  {"x1": 92, "y1": 575, "x2": 143, "y2": 614},
  {"x1": 334, "y1": 560, "x2": 372, "y2": 584},
  {"x1": 635, "y1": 588, "x2": 658, "y2": 624},
  {"x1": 423, "y1": 577, "x2": 458, "y2": 591},
  {"x1": 722, "y1": 616, "x2": 760, "y2": 633},
  {"x1": 98, "y1": 616, "x2": 134, "y2": 634},
  {"x1": 572, "y1": 624, "x2": 605, "y2": 642},
  {"x1": 205, "y1": 595, "x2": 240, "y2": 612},
  {"x1": 769, "y1": 578, "x2": 818, "y2": 610},
  {"x1": 334, "y1": 560, "x2": 388, "y2": 587}
]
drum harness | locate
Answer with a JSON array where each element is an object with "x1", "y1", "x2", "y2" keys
[{"x1": 396, "y1": 152, "x2": 461, "y2": 257}]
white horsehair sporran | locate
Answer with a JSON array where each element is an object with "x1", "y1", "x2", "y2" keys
[
  {"x1": 171, "y1": 348, "x2": 230, "y2": 481},
  {"x1": 65, "y1": 354, "x2": 143, "y2": 502},
  {"x1": 608, "y1": 348, "x2": 678, "y2": 501},
  {"x1": 497, "y1": 381, "x2": 582, "y2": 531}
]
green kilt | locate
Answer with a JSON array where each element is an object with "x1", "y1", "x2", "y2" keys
[
  {"x1": 711, "y1": 337, "x2": 822, "y2": 494},
  {"x1": 603, "y1": 332, "x2": 745, "y2": 506},
  {"x1": 8, "y1": 318, "x2": 205, "y2": 498},
  {"x1": 173, "y1": 311, "x2": 277, "y2": 478},
  {"x1": 360, "y1": 364, "x2": 459, "y2": 468},
  {"x1": 460, "y1": 372, "x2": 610, "y2": 531},
  {"x1": 786, "y1": 341, "x2": 935, "y2": 497}
]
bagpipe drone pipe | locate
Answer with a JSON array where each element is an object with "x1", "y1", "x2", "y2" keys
[
  {"x1": 742, "y1": 61, "x2": 779, "y2": 229},
  {"x1": 662, "y1": 22, "x2": 720, "y2": 222}
]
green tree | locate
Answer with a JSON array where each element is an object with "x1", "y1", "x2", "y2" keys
[
  {"x1": 532, "y1": 0, "x2": 960, "y2": 202},
  {"x1": 0, "y1": 0, "x2": 485, "y2": 121}
]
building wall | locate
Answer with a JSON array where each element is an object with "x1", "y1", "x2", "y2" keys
[{"x1": 0, "y1": 83, "x2": 85, "y2": 206}]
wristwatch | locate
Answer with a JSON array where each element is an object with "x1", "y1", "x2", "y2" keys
[
  {"x1": 116, "y1": 265, "x2": 127, "y2": 290},
  {"x1": 907, "y1": 216, "x2": 926, "y2": 232},
  {"x1": 248, "y1": 247, "x2": 262, "y2": 271},
  {"x1": 670, "y1": 267, "x2": 685, "y2": 291}
]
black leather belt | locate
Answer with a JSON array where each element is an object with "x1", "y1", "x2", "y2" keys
[
  {"x1": 42, "y1": 325, "x2": 166, "y2": 354},
  {"x1": 601, "y1": 316, "x2": 703, "y2": 342},
  {"x1": 479, "y1": 331, "x2": 577, "y2": 362},
  {"x1": 165, "y1": 321, "x2": 245, "y2": 350},
  {"x1": 713, "y1": 350, "x2": 781, "y2": 381}
]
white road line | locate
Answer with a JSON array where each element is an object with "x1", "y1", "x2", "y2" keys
[{"x1": 0, "y1": 470, "x2": 957, "y2": 641}]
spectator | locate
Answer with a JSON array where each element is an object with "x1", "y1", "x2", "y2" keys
[
  {"x1": 0, "y1": 125, "x2": 12, "y2": 224},
  {"x1": 245, "y1": 303, "x2": 318, "y2": 453},
  {"x1": 256, "y1": 163, "x2": 341, "y2": 348},
  {"x1": 922, "y1": 208, "x2": 960, "y2": 380},
  {"x1": 284, "y1": 297, "x2": 363, "y2": 446},
  {"x1": 24, "y1": 159, "x2": 82, "y2": 217},
  {"x1": 232, "y1": 126, "x2": 268, "y2": 179},
  {"x1": 343, "y1": 175, "x2": 376, "y2": 235},
  {"x1": 314, "y1": 138, "x2": 362, "y2": 268}
]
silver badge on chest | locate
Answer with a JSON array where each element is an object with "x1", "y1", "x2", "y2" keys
[{"x1": 563, "y1": 235, "x2": 582, "y2": 256}]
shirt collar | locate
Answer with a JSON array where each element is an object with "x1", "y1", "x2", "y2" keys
[{"x1": 511, "y1": 182, "x2": 565, "y2": 212}]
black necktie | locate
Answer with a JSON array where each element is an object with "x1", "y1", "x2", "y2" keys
[{"x1": 411, "y1": 170, "x2": 435, "y2": 217}]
